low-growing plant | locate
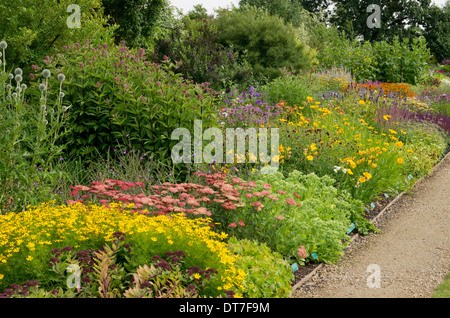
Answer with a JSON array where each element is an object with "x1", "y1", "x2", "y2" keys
[
  {"x1": 227, "y1": 237, "x2": 293, "y2": 298},
  {"x1": 0, "y1": 202, "x2": 246, "y2": 297}
]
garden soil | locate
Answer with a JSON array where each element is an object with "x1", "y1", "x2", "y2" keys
[{"x1": 292, "y1": 153, "x2": 450, "y2": 298}]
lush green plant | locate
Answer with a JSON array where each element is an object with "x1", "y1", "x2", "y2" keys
[
  {"x1": 29, "y1": 41, "x2": 217, "y2": 169},
  {"x1": 152, "y1": 10, "x2": 254, "y2": 90},
  {"x1": 228, "y1": 237, "x2": 293, "y2": 298},
  {"x1": 226, "y1": 171, "x2": 374, "y2": 264},
  {"x1": 0, "y1": 0, "x2": 117, "y2": 72},
  {"x1": 101, "y1": 0, "x2": 175, "y2": 48},
  {"x1": 215, "y1": 5, "x2": 315, "y2": 82},
  {"x1": 319, "y1": 37, "x2": 431, "y2": 85}
]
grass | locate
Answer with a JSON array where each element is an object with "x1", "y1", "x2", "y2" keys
[{"x1": 431, "y1": 270, "x2": 450, "y2": 298}]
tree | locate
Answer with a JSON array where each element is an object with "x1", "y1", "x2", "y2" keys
[
  {"x1": 215, "y1": 6, "x2": 315, "y2": 82},
  {"x1": 101, "y1": 0, "x2": 171, "y2": 48},
  {"x1": 239, "y1": 0, "x2": 304, "y2": 26},
  {"x1": 422, "y1": 0, "x2": 450, "y2": 63},
  {"x1": 329, "y1": 0, "x2": 434, "y2": 42},
  {"x1": 0, "y1": 0, "x2": 116, "y2": 70}
]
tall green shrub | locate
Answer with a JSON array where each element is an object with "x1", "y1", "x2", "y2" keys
[{"x1": 215, "y1": 6, "x2": 315, "y2": 82}]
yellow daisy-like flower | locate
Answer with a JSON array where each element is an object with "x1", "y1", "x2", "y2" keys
[
  {"x1": 407, "y1": 149, "x2": 414, "y2": 153},
  {"x1": 358, "y1": 176, "x2": 367, "y2": 183},
  {"x1": 395, "y1": 141, "x2": 404, "y2": 147},
  {"x1": 347, "y1": 168, "x2": 354, "y2": 175},
  {"x1": 310, "y1": 143, "x2": 317, "y2": 151},
  {"x1": 307, "y1": 155, "x2": 314, "y2": 161},
  {"x1": 26, "y1": 255, "x2": 33, "y2": 261},
  {"x1": 397, "y1": 158, "x2": 404, "y2": 164},
  {"x1": 363, "y1": 172, "x2": 372, "y2": 180},
  {"x1": 358, "y1": 100, "x2": 365, "y2": 105}
]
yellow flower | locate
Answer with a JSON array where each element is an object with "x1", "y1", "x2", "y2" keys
[
  {"x1": 349, "y1": 160, "x2": 357, "y2": 169},
  {"x1": 407, "y1": 149, "x2": 414, "y2": 153},
  {"x1": 358, "y1": 176, "x2": 367, "y2": 183},
  {"x1": 397, "y1": 158, "x2": 404, "y2": 164},
  {"x1": 363, "y1": 172, "x2": 372, "y2": 180},
  {"x1": 383, "y1": 115, "x2": 391, "y2": 121},
  {"x1": 395, "y1": 141, "x2": 403, "y2": 147},
  {"x1": 358, "y1": 100, "x2": 365, "y2": 105},
  {"x1": 389, "y1": 129, "x2": 397, "y2": 135},
  {"x1": 307, "y1": 96, "x2": 313, "y2": 103},
  {"x1": 310, "y1": 143, "x2": 317, "y2": 151},
  {"x1": 347, "y1": 169, "x2": 353, "y2": 175},
  {"x1": 26, "y1": 255, "x2": 33, "y2": 261},
  {"x1": 307, "y1": 155, "x2": 314, "y2": 161}
]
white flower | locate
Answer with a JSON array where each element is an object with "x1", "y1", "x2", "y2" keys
[
  {"x1": 0, "y1": 41, "x2": 7, "y2": 49},
  {"x1": 14, "y1": 68, "x2": 23, "y2": 76},
  {"x1": 20, "y1": 84, "x2": 27, "y2": 90},
  {"x1": 39, "y1": 84, "x2": 46, "y2": 92},
  {"x1": 8, "y1": 74, "x2": 13, "y2": 79},
  {"x1": 57, "y1": 73, "x2": 65, "y2": 82},
  {"x1": 42, "y1": 69, "x2": 51, "y2": 79},
  {"x1": 333, "y1": 166, "x2": 341, "y2": 173},
  {"x1": 14, "y1": 74, "x2": 22, "y2": 83},
  {"x1": 342, "y1": 168, "x2": 347, "y2": 174}
]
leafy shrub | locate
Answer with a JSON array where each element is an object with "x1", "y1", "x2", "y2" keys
[
  {"x1": 215, "y1": 6, "x2": 315, "y2": 82},
  {"x1": 319, "y1": 37, "x2": 432, "y2": 85},
  {"x1": 0, "y1": 202, "x2": 246, "y2": 297},
  {"x1": 153, "y1": 13, "x2": 254, "y2": 90},
  {"x1": 228, "y1": 237, "x2": 293, "y2": 298},
  {"x1": 262, "y1": 69, "x2": 321, "y2": 108},
  {"x1": 226, "y1": 171, "x2": 374, "y2": 264},
  {"x1": 29, "y1": 40, "x2": 217, "y2": 166}
]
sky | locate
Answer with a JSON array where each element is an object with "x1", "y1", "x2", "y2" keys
[{"x1": 169, "y1": 0, "x2": 448, "y2": 15}]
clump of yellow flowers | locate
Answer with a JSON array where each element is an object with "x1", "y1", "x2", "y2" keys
[{"x1": 0, "y1": 201, "x2": 246, "y2": 296}]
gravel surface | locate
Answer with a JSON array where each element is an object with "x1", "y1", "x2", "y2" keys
[{"x1": 292, "y1": 153, "x2": 450, "y2": 298}]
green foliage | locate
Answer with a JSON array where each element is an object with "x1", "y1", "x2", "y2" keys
[
  {"x1": 319, "y1": 36, "x2": 431, "y2": 84},
  {"x1": 215, "y1": 6, "x2": 315, "y2": 82},
  {"x1": 262, "y1": 69, "x2": 321, "y2": 107},
  {"x1": 0, "y1": 0, "x2": 117, "y2": 71},
  {"x1": 228, "y1": 237, "x2": 293, "y2": 298},
  {"x1": 229, "y1": 171, "x2": 373, "y2": 264},
  {"x1": 30, "y1": 41, "x2": 217, "y2": 170},
  {"x1": 101, "y1": 0, "x2": 174, "y2": 48},
  {"x1": 152, "y1": 10, "x2": 254, "y2": 90}
]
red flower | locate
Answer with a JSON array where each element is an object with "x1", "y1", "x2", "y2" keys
[
  {"x1": 297, "y1": 246, "x2": 307, "y2": 259},
  {"x1": 293, "y1": 192, "x2": 301, "y2": 198},
  {"x1": 286, "y1": 198, "x2": 296, "y2": 205},
  {"x1": 262, "y1": 183, "x2": 272, "y2": 190},
  {"x1": 277, "y1": 190, "x2": 288, "y2": 195},
  {"x1": 238, "y1": 220, "x2": 245, "y2": 226},
  {"x1": 228, "y1": 223, "x2": 237, "y2": 228}
]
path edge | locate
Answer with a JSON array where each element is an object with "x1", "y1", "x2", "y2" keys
[{"x1": 291, "y1": 149, "x2": 450, "y2": 293}]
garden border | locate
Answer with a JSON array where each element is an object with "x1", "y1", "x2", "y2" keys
[{"x1": 291, "y1": 148, "x2": 450, "y2": 293}]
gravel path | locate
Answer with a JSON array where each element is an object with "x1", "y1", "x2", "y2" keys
[{"x1": 292, "y1": 153, "x2": 450, "y2": 298}]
